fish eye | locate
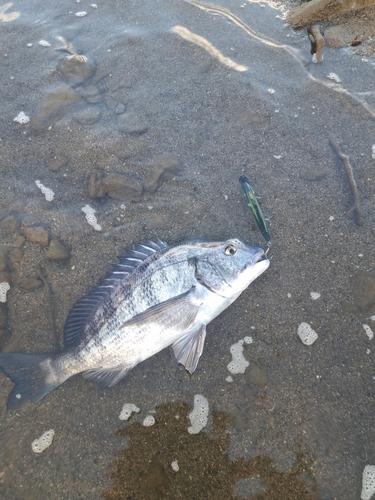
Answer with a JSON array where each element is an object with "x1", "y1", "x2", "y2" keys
[{"x1": 224, "y1": 244, "x2": 237, "y2": 256}]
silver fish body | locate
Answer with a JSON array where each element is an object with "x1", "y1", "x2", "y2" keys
[{"x1": 0, "y1": 238, "x2": 269, "y2": 409}]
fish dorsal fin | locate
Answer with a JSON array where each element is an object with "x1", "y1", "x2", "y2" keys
[
  {"x1": 172, "y1": 324, "x2": 207, "y2": 374},
  {"x1": 63, "y1": 239, "x2": 168, "y2": 348}
]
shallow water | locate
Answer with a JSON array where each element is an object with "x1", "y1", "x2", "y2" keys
[{"x1": 0, "y1": 0, "x2": 375, "y2": 498}]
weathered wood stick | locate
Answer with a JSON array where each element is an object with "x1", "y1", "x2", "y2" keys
[
  {"x1": 308, "y1": 25, "x2": 325, "y2": 63},
  {"x1": 329, "y1": 136, "x2": 365, "y2": 226},
  {"x1": 37, "y1": 263, "x2": 59, "y2": 349}
]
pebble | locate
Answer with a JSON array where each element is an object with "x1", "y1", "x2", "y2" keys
[
  {"x1": 245, "y1": 360, "x2": 268, "y2": 386},
  {"x1": 88, "y1": 171, "x2": 106, "y2": 198},
  {"x1": 58, "y1": 56, "x2": 96, "y2": 87},
  {"x1": 115, "y1": 103, "x2": 127, "y2": 114},
  {"x1": 0, "y1": 328, "x2": 9, "y2": 351},
  {"x1": 117, "y1": 111, "x2": 149, "y2": 134},
  {"x1": 0, "y1": 212, "x2": 21, "y2": 232},
  {"x1": 103, "y1": 173, "x2": 143, "y2": 202},
  {"x1": 76, "y1": 105, "x2": 101, "y2": 125},
  {"x1": 89, "y1": 171, "x2": 143, "y2": 202},
  {"x1": 9, "y1": 248, "x2": 23, "y2": 265},
  {"x1": 0, "y1": 248, "x2": 8, "y2": 271},
  {"x1": 299, "y1": 166, "x2": 327, "y2": 181},
  {"x1": 22, "y1": 277, "x2": 43, "y2": 291},
  {"x1": 22, "y1": 226, "x2": 49, "y2": 246},
  {"x1": 44, "y1": 239, "x2": 70, "y2": 261},
  {"x1": 30, "y1": 83, "x2": 82, "y2": 132},
  {"x1": 0, "y1": 303, "x2": 7, "y2": 328},
  {"x1": 76, "y1": 84, "x2": 102, "y2": 104},
  {"x1": 145, "y1": 154, "x2": 184, "y2": 193},
  {"x1": 49, "y1": 155, "x2": 68, "y2": 171},
  {"x1": 352, "y1": 273, "x2": 375, "y2": 310}
]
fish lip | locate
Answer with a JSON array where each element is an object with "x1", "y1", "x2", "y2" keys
[{"x1": 245, "y1": 248, "x2": 268, "y2": 268}]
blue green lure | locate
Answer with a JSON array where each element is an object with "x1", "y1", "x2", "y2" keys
[{"x1": 239, "y1": 175, "x2": 270, "y2": 242}]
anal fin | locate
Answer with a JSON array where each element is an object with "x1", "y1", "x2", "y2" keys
[{"x1": 172, "y1": 324, "x2": 207, "y2": 374}]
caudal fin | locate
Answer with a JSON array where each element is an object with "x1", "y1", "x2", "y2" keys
[{"x1": 0, "y1": 353, "x2": 59, "y2": 409}]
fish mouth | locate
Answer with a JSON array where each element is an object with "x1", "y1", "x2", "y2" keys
[{"x1": 245, "y1": 248, "x2": 269, "y2": 268}]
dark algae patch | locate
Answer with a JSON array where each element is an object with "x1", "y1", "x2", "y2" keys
[{"x1": 103, "y1": 401, "x2": 317, "y2": 500}]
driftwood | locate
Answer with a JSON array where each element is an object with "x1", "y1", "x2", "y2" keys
[
  {"x1": 329, "y1": 136, "x2": 365, "y2": 226},
  {"x1": 307, "y1": 25, "x2": 325, "y2": 63},
  {"x1": 287, "y1": 0, "x2": 375, "y2": 27}
]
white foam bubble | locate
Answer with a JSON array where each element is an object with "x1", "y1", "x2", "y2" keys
[
  {"x1": 13, "y1": 111, "x2": 30, "y2": 124},
  {"x1": 119, "y1": 403, "x2": 140, "y2": 421},
  {"x1": 327, "y1": 72, "x2": 341, "y2": 83},
  {"x1": 39, "y1": 40, "x2": 51, "y2": 47},
  {"x1": 188, "y1": 394, "x2": 209, "y2": 434},
  {"x1": 0, "y1": 282, "x2": 10, "y2": 303},
  {"x1": 362, "y1": 465, "x2": 375, "y2": 500},
  {"x1": 76, "y1": 11, "x2": 87, "y2": 17},
  {"x1": 82, "y1": 205, "x2": 101, "y2": 231},
  {"x1": 243, "y1": 336, "x2": 253, "y2": 344},
  {"x1": 226, "y1": 375, "x2": 233, "y2": 382},
  {"x1": 31, "y1": 429, "x2": 55, "y2": 453},
  {"x1": 297, "y1": 322, "x2": 318, "y2": 346},
  {"x1": 363, "y1": 324, "x2": 374, "y2": 340},
  {"x1": 371, "y1": 144, "x2": 375, "y2": 159},
  {"x1": 310, "y1": 292, "x2": 321, "y2": 300},
  {"x1": 143, "y1": 415, "x2": 155, "y2": 427},
  {"x1": 227, "y1": 339, "x2": 249, "y2": 374},
  {"x1": 171, "y1": 460, "x2": 179, "y2": 471},
  {"x1": 35, "y1": 180, "x2": 55, "y2": 201}
]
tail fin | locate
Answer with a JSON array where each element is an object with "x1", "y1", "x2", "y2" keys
[{"x1": 0, "y1": 353, "x2": 59, "y2": 409}]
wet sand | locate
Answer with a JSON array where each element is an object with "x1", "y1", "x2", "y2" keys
[{"x1": 0, "y1": 0, "x2": 375, "y2": 498}]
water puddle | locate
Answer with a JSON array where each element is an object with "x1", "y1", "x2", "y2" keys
[{"x1": 0, "y1": 0, "x2": 375, "y2": 498}]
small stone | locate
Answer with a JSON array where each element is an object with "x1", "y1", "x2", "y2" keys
[
  {"x1": 88, "y1": 171, "x2": 106, "y2": 198},
  {"x1": 0, "y1": 303, "x2": 7, "y2": 328},
  {"x1": 115, "y1": 103, "x2": 126, "y2": 114},
  {"x1": 117, "y1": 111, "x2": 149, "y2": 134},
  {"x1": 13, "y1": 235, "x2": 26, "y2": 248},
  {"x1": 9, "y1": 248, "x2": 23, "y2": 265},
  {"x1": 245, "y1": 360, "x2": 268, "y2": 386},
  {"x1": 145, "y1": 154, "x2": 184, "y2": 193},
  {"x1": 22, "y1": 277, "x2": 43, "y2": 291},
  {"x1": 0, "y1": 327, "x2": 10, "y2": 351},
  {"x1": 22, "y1": 226, "x2": 49, "y2": 246},
  {"x1": 30, "y1": 83, "x2": 83, "y2": 132},
  {"x1": 76, "y1": 84, "x2": 102, "y2": 103},
  {"x1": 44, "y1": 239, "x2": 70, "y2": 261},
  {"x1": 0, "y1": 212, "x2": 21, "y2": 232},
  {"x1": 299, "y1": 166, "x2": 327, "y2": 181},
  {"x1": 58, "y1": 56, "x2": 96, "y2": 87},
  {"x1": 49, "y1": 155, "x2": 68, "y2": 171},
  {"x1": 352, "y1": 273, "x2": 375, "y2": 310},
  {"x1": 0, "y1": 248, "x2": 8, "y2": 271},
  {"x1": 76, "y1": 105, "x2": 101, "y2": 125},
  {"x1": 103, "y1": 173, "x2": 143, "y2": 202}
]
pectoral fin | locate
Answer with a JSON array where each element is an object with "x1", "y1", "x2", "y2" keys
[
  {"x1": 172, "y1": 324, "x2": 207, "y2": 374},
  {"x1": 119, "y1": 287, "x2": 202, "y2": 331}
]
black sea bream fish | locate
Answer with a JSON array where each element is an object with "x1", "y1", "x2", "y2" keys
[{"x1": 0, "y1": 238, "x2": 269, "y2": 409}]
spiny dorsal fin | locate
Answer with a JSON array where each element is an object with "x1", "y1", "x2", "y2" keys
[{"x1": 63, "y1": 239, "x2": 168, "y2": 348}]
